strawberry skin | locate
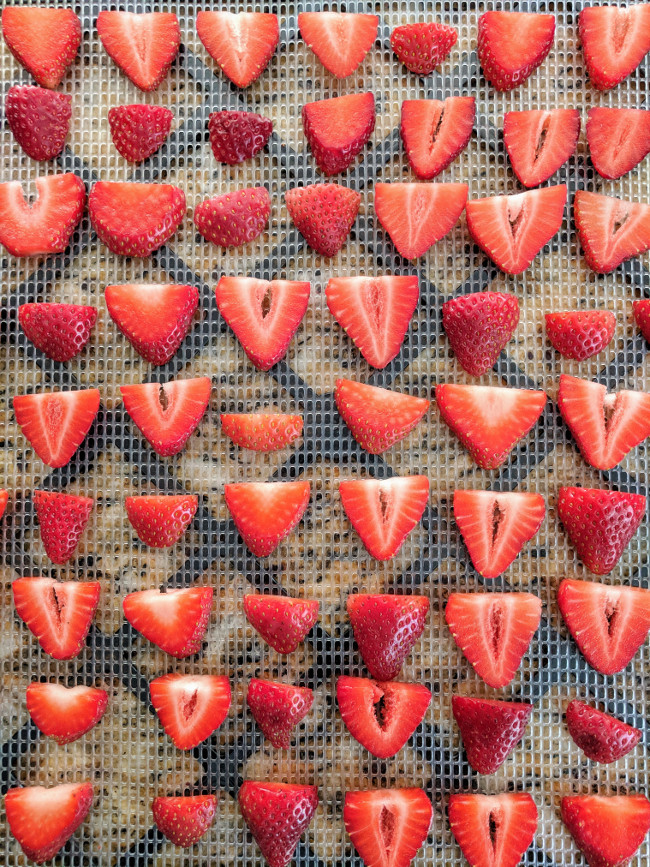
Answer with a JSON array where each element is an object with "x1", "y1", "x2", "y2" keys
[
  {"x1": 587, "y1": 108, "x2": 650, "y2": 180},
  {"x1": 125, "y1": 495, "x2": 198, "y2": 548},
  {"x1": 224, "y1": 480, "x2": 310, "y2": 556},
  {"x1": 478, "y1": 11, "x2": 555, "y2": 90},
  {"x1": 97, "y1": 11, "x2": 180, "y2": 91},
  {"x1": 195, "y1": 186, "x2": 270, "y2": 248},
  {"x1": 1, "y1": 7, "x2": 81, "y2": 88},
  {"x1": 503, "y1": 109, "x2": 580, "y2": 187},
  {"x1": 123, "y1": 587, "x2": 213, "y2": 658},
  {"x1": 401, "y1": 96, "x2": 475, "y2": 180},
  {"x1": 302, "y1": 92, "x2": 375, "y2": 176},
  {"x1": 243, "y1": 594, "x2": 319, "y2": 654},
  {"x1": 298, "y1": 12, "x2": 378, "y2": 78},
  {"x1": 448, "y1": 793, "x2": 538, "y2": 867},
  {"x1": 33, "y1": 489, "x2": 94, "y2": 565},
  {"x1": 442, "y1": 291, "x2": 520, "y2": 376},
  {"x1": 0, "y1": 490, "x2": 8, "y2": 521},
  {"x1": 6, "y1": 86, "x2": 71, "y2": 161},
  {"x1": 26, "y1": 682, "x2": 108, "y2": 745},
  {"x1": 562, "y1": 795, "x2": 650, "y2": 867},
  {"x1": 566, "y1": 699, "x2": 641, "y2": 763},
  {"x1": 391, "y1": 21, "x2": 457, "y2": 74},
  {"x1": 19, "y1": 303, "x2": 97, "y2": 363},
  {"x1": 545, "y1": 310, "x2": 615, "y2": 361},
  {"x1": 247, "y1": 678, "x2": 314, "y2": 749},
  {"x1": 579, "y1": 4, "x2": 650, "y2": 90},
  {"x1": 196, "y1": 12, "x2": 279, "y2": 88},
  {"x1": 285, "y1": 183, "x2": 360, "y2": 257},
  {"x1": 152, "y1": 795, "x2": 217, "y2": 847},
  {"x1": 220, "y1": 414, "x2": 303, "y2": 451},
  {"x1": 108, "y1": 104, "x2": 173, "y2": 163},
  {"x1": 238, "y1": 781, "x2": 318, "y2": 867},
  {"x1": 452, "y1": 696, "x2": 533, "y2": 775},
  {"x1": 150, "y1": 673, "x2": 231, "y2": 749},
  {"x1": 634, "y1": 299, "x2": 650, "y2": 343},
  {"x1": 208, "y1": 110, "x2": 273, "y2": 165},
  {"x1": 574, "y1": 190, "x2": 650, "y2": 274}
]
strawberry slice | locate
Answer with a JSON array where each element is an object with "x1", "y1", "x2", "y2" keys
[
  {"x1": 335, "y1": 379, "x2": 430, "y2": 455},
  {"x1": 33, "y1": 490, "x2": 94, "y2": 565},
  {"x1": 196, "y1": 12, "x2": 279, "y2": 88},
  {"x1": 208, "y1": 110, "x2": 273, "y2": 165},
  {"x1": 452, "y1": 696, "x2": 533, "y2": 775},
  {"x1": 391, "y1": 21, "x2": 457, "y2": 74},
  {"x1": 247, "y1": 678, "x2": 314, "y2": 749},
  {"x1": 215, "y1": 277, "x2": 310, "y2": 370},
  {"x1": 445, "y1": 592, "x2": 541, "y2": 688},
  {"x1": 96, "y1": 11, "x2": 180, "y2": 91},
  {"x1": 442, "y1": 291, "x2": 520, "y2": 376},
  {"x1": 26, "y1": 682, "x2": 108, "y2": 745},
  {"x1": 634, "y1": 299, "x2": 650, "y2": 343},
  {"x1": 339, "y1": 475, "x2": 429, "y2": 561},
  {"x1": 503, "y1": 109, "x2": 580, "y2": 187},
  {"x1": 152, "y1": 795, "x2": 217, "y2": 847},
  {"x1": 400, "y1": 97, "x2": 475, "y2": 180},
  {"x1": 344, "y1": 788, "x2": 432, "y2": 866},
  {"x1": 108, "y1": 104, "x2": 173, "y2": 163},
  {"x1": 120, "y1": 376, "x2": 211, "y2": 457},
  {"x1": 12, "y1": 576, "x2": 100, "y2": 660},
  {"x1": 285, "y1": 183, "x2": 361, "y2": 257},
  {"x1": 6, "y1": 85, "x2": 71, "y2": 161},
  {"x1": 448, "y1": 793, "x2": 538, "y2": 867},
  {"x1": 574, "y1": 190, "x2": 650, "y2": 274},
  {"x1": 0, "y1": 173, "x2": 85, "y2": 258},
  {"x1": 19, "y1": 303, "x2": 97, "y2": 363},
  {"x1": 587, "y1": 108, "x2": 650, "y2": 180},
  {"x1": 465, "y1": 185, "x2": 566, "y2": 274},
  {"x1": 123, "y1": 586, "x2": 213, "y2": 658},
  {"x1": 238, "y1": 782, "x2": 318, "y2": 867},
  {"x1": 149, "y1": 673, "x2": 231, "y2": 749},
  {"x1": 436, "y1": 384, "x2": 546, "y2": 470},
  {"x1": 194, "y1": 186, "x2": 271, "y2": 248},
  {"x1": 224, "y1": 480, "x2": 310, "y2": 556},
  {"x1": 303, "y1": 93, "x2": 375, "y2": 176},
  {"x1": 5, "y1": 782, "x2": 93, "y2": 864},
  {"x1": 125, "y1": 495, "x2": 198, "y2": 548},
  {"x1": 579, "y1": 4, "x2": 650, "y2": 90},
  {"x1": 105, "y1": 283, "x2": 199, "y2": 366},
  {"x1": 243, "y1": 594, "x2": 319, "y2": 654},
  {"x1": 566, "y1": 699, "x2": 642, "y2": 763},
  {"x1": 337, "y1": 676, "x2": 431, "y2": 759},
  {"x1": 325, "y1": 275, "x2": 419, "y2": 369},
  {"x1": 557, "y1": 487, "x2": 646, "y2": 575},
  {"x1": 477, "y1": 11, "x2": 555, "y2": 91},
  {"x1": 545, "y1": 310, "x2": 616, "y2": 361},
  {"x1": 374, "y1": 182, "x2": 468, "y2": 259},
  {"x1": 220, "y1": 414, "x2": 303, "y2": 451},
  {"x1": 562, "y1": 795, "x2": 650, "y2": 866},
  {"x1": 298, "y1": 12, "x2": 378, "y2": 78},
  {"x1": 0, "y1": 490, "x2": 8, "y2": 520},
  {"x1": 558, "y1": 578, "x2": 650, "y2": 675},
  {"x1": 1, "y1": 7, "x2": 81, "y2": 88}
]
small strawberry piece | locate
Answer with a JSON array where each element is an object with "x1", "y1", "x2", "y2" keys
[
  {"x1": 221, "y1": 414, "x2": 303, "y2": 452},
  {"x1": 449, "y1": 793, "x2": 538, "y2": 867},
  {"x1": 503, "y1": 109, "x2": 580, "y2": 187},
  {"x1": 442, "y1": 292, "x2": 520, "y2": 376},
  {"x1": 33, "y1": 489, "x2": 94, "y2": 565},
  {"x1": 197, "y1": 12, "x2": 279, "y2": 88},
  {"x1": 1, "y1": 7, "x2": 81, "y2": 88},
  {"x1": 557, "y1": 487, "x2": 646, "y2": 575},
  {"x1": 243, "y1": 595, "x2": 319, "y2": 654},
  {"x1": 224, "y1": 481, "x2": 310, "y2": 557},
  {"x1": 19, "y1": 303, "x2": 97, "y2": 363},
  {"x1": 247, "y1": 678, "x2": 314, "y2": 749},
  {"x1": 391, "y1": 21, "x2": 457, "y2": 74},
  {"x1": 579, "y1": 4, "x2": 650, "y2": 90},
  {"x1": 587, "y1": 108, "x2": 650, "y2": 180},
  {"x1": 546, "y1": 311, "x2": 616, "y2": 361},
  {"x1": 108, "y1": 104, "x2": 173, "y2": 163},
  {"x1": 401, "y1": 97, "x2": 475, "y2": 180},
  {"x1": 477, "y1": 11, "x2": 555, "y2": 91},
  {"x1": 452, "y1": 696, "x2": 533, "y2": 775},
  {"x1": 566, "y1": 699, "x2": 642, "y2": 763},
  {"x1": 6, "y1": 86, "x2": 71, "y2": 161},
  {"x1": 152, "y1": 795, "x2": 217, "y2": 848},
  {"x1": 208, "y1": 110, "x2": 273, "y2": 165},
  {"x1": 97, "y1": 11, "x2": 180, "y2": 91},
  {"x1": 634, "y1": 299, "x2": 650, "y2": 343},
  {"x1": 123, "y1": 586, "x2": 213, "y2": 658},
  {"x1": 5, "y1": 782, "x2": 93, "y2": 864},
  {"x1": 194, "y1": 186, "x2": 270, "y2": 248},
  {"x1": 574, "y1": 190, "x2": 650, "y2": 274},
  {"x1": 303, "y1": 93, "x2": 375, "y2": 176},
  {"x1": 344, "y1": 788, "x2": 432, "y2": 866},
  {"x1": 285, "y1": 183, "x2": 360, "y2": 257},
  {"x1": 238, "y1": 782, "x2": 318, "y2": 867},
  {"x1": 298, "y1": 12, "x2": 378, "y2": 78},
  {"x1": 26, "y1": 682, "x2": 108, "y2": 745},
  {"x1": 562, "y1": 795, "x2": 650, "y2": 867},
  {"x1": 125, "y1": 495, "x2": 198, "y2": 548},
  {"x1": 150, "y1": 673, "x2": 231, "y2": 749},
  {"x1": 12, "y1": 576, "x2": 100, "y2": 660},
  {"x1": 0, "y1": 490, "x2": 8, "y2": 520}
]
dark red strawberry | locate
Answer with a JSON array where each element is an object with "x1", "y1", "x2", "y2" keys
[
  {"x1": 6, "y1": 86, "x2": 71, "y2": 161},
  {"x1": 220, "y1": 414, "x2": 303, "y2": 451},
  {"x1": 303, "y1": 93, "x2": 375, "y2": 176},
  {"x1": 566, "y1": 699, "x2": 642, "y2": 763},
  {"x1": 149, "y1": 673, "x2": 231, "y2": 749},
  {"x1": 18, "y1": 303, "x2": 97, "y2": 363},
  {"x1": 503, "y1": 109, "x2": 580, "y2": 187},
  {"x1": 1, "y1": 7, "x2": 81, "y2": 88},
  {"x1": 152, "y1": 795, "x2": 217, "y2": 847},
  {"x1": 587, "y1": 108, "x2": 650, "y2": 180},
  {"x1": 298, "y1": 12, "x2": 378, "y2": 78},
  {"x1": 401, "y1": 97, "x2": 475, "y2": 180},
  {"x1": 452, "y1": 696, "x2": 533, "y2": 774},
  {"x1": 477, "y1": 11, "x2": 555, "y2": 90},
  {"x1": 196, "y1": 12, "x2": 279, "y2": 88},
  {"x1": 391, "y1": 21, "x2": 457, "y2": 74},
  {"x1": 97, "y1": 11, "x2": 180, "y2": 91},
  {"x1": 634, "y1": 299, "x2": 650, "y2": 343},
  {"x1": 579, "y1": 4, "x2": 650, "y2": 90},
  {"x1": 574, "y1": 190, "x2": 650, "y2": 274},
  {"x1": 108, "y1": 104, "x2": 173, "y2": 163},
  {"x1": 33, "y1": 490, "x2": 94, "y2": 565},
  {"x1": 224, "y1": 480, "x2": 310, "y2": 556},
  {"x1": 0, "y1": 490, "x2": 8, "y2": 520},
  {"x1": 238, "y1": 782, "x2": 318, "y2": 867},
  {"x1": 125, "y1": 495, "x2": 198, "y2": 548},
  {"x1": 448, "y1": 793, "x2": 538, "y2": 867},
  {"x1": 243, "y1": 594, "x2": 319, "y2": 654},
  {"x1": 208, "y1": 110, "x2": 273, "y2": 165},
  {"x1": 124, "y1": 587, "x2": 213, "y2": 659},
  {"x1": 247, "y1": 678, "x2": 314, "y2": 749},
  {"x1": 442, "y1": 292, "x2": 520, "y2": 376},
  {"x1": 546, "y1": 310, "x2": 616, "y2": 360},
  {"x1": 26, "y1": 682, "x2": 108, "y2": 745},
  {"x1": 285, "y1": 183, "x2": 360, "y2": 257},
  {"x1": 195, "y1": 186, "x2": 270, "y2": 248},
  {"x1": 344, "y1": 788, "x2": 432, "y2": 866},
  {"x1": 562, "y1": 795, "x2": 650, "y2": 867},
  {"x1": 557, "y1": 487, "x2": 646, "y2": 575}
]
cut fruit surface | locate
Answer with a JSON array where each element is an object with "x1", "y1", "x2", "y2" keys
[
  {"x1": 574, "y1": 190, "x2": 650, "y2": 274},
  {"x1": 196, "y1": 12, "x2": 279, "y2": 88},
  {"x1": 400, "y1": 96, "x2": 475, "y2": 180},
  {"x1": 298, "y1": 12, "x2": 378, "y2": 78},
  {"x1": 1, "y1": 6, "x2": 81, "y2": 88},
  {"x1": 96, "y1": 11, "x2": 180, "y2": 91},
  {"x1": 26, "y1": 682, "x2": 108, "y2": 745},
  {"x1": 449, "y1": 793, "x2": 538, "y2": 867},
  {"x1": 150, "y1": 673, "x2": 231, "y2": 749},
  {"x1": 587, "y1": 107, "x2": 650, "y2": 179},
  {"x1": 224, "y1": 481, "x2": 310, "y2": 557},
  {"x1": 123, "y1": 586, "x2": 213, "y2": 658},
  {"x1": 503, "y1": 109, "x2": 580, "y2": 187},
  {"x1": 302, "y1": 92, "x2": 375, "y2": 176},
  {"x1": 579, "y1": 4, "x2": 650, "y2": 90}
]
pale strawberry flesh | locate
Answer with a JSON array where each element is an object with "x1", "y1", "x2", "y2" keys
[
  {"x1": 574, "y1": 190, "x2": 650, "y2": 274},
  {"x1": 344, "y1": 788, "x2": 432, "y2": 866},
  {"x1": 503, "y1": 109, "x2": 580, "y2": 187},
  {"x1": 401, "y1": 96, "x2": 475, "y2": 179},
  {"x1": 224, "y1": 480, "x2": 310, "y2": 556},
  {"x1": 26, "y1": 682, "x2": 108, "y2": 745},
  {"x1": 196, "y1": 12, "x2": 279, "y2": 88},
  {"x1": 579, "y1": 5, "x2": 650, "y2": 90},
  {"x1": 150, "y1": 673, "x2": 231, "y2": 749},
  {"x1": 96, "y1": 11, "x2": 180, "y2": 91},
  {"x1": 562, "y1": 795, "x2": 650, "y2": 867},
  {"x1": 298, "y1": 12, "x2": 378, "y2": 78},
  {"x1": 449, "y1": 793, "x2": 538, "y2": 867},
  {"x1": 123, "y1": 586, "x2": 213, "y2": 658},
  {"x1": 303, "y1": 92, "x2": 375, "y2": 175},
  {"x1": 1, "y1": 7, "x2": 81, "y2": 88},
  {"x1": 587, "y1": 108, "x2": 650, "y2": 179},
  {"x1": 478, "y1": 11, "x2": 555, "y2": 91}
]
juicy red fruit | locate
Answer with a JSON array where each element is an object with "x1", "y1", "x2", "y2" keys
[
  {"x1": 442, "y1": 291, "x2": 520, "y2": 376},
  {"x1": 33, "y1": 490, "x2": 94, "y2": 565},
  {"x1": 503, "y1": 109, "x2": 580, "y2": 187},
  {"x1": 150, "y1": 673, "x2": 231, "y2": 750},
  {"x1": 478, "y1": 11, "x2": 555, "y2": 91},
  {"x1": 452, "y1": 696, "x2": 534, "y2": 775},
  {"x1": 196, "y1": 12, "x2": 279, "y2": 88},
  {"x1": 285, "y1": 183, "x2": 361, "y2": 258},
  {"x1": 587, "y1": 107, "x2": 650, "y2": 179},
  {"x1": 6, "y1": 86, "x2": 71, "y2": 161},
  {"x1": 247, "y1": 678, "x2": 314, "y2": 749},
  {"x1": 566, "y1": 699, "x2": 642, "y2": 763},
  {"x1": 449, "y1": 793, "x2": 538, "y2": 867},
  {"x1": 108, "y1": 104, "x2": 173, "y2": 163},
  {"x1": 152, "y1": 795, "x2": 217, "y2": 848},
  {"x1": 579, "y1": 4, "x2": 650, "y2": 90},
  {"x1": 634, "y1": 299, "x2": 650, "y2": 343},
  {"x1": 243, "y1": 594, "x2": 319, "y2": 654},
  {"x1": 19, "y1": 303, "x2": 97, "y2": 363},
  {"x1": 125, "y1": 494, "x2": 198, "y2": 548},
  {"x1": 221, "y1": 414, "x2": 303, "y2": 452},
  {"x1": 224, "y1": 480, "x2": 310, "y2": 557},
  {"x1": 238, "y1": 782, "x2": 318, "y2": 867},
  {"x1": 391, "y1": 21, "x2": 457, "y2": 74},
  {"x1": 545, "y1": 310, "x2": 616, "y2": 361},
  {"x1": 96, "y1": 11, "x2": 180, "y2": 92},
  {"x1": 574, "y1": 190, "x2": 650, "y2": 274},
  {"x1": 208, "y1": 110, "x2": 273, "y2": 165},
  {"x1": 298, "y1": 12, "x2": 378, "y2": 79},
  {"x1": 1, "y1": 6, "x2": 81, "y2": 88},
  {"x1": 302, "y1": 92, "x2": 375, "y2": 176},
  {"x1": 562, "y1": 795, "x2": 650, "y2": 867},
  {"x1": 26, "y1": 682, "x2": 108, "y2": 745},
  {"x1": 194, "y1": 186, "x2": 271, "y2": 248},
  {"x1": 401, "y1": 96, "x2": 475, "y2": 180},
  {"x1": 123, "y1": 586, "x2": 213, "y2": 658}
]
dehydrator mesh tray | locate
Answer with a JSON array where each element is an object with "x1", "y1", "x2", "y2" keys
[{"x1": 1, "y1": 0, "x2": 649, "y2": 864}]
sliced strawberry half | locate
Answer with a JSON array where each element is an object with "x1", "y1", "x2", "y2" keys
[
  {"x1": 391, "y1": 21, "x2": 457, "y2": 74},
  {"x1": 208, "y1": 110, "x2": 273, "y2": 165},
  {"x1": 26, "y1": 682, "x2": 108, "y2": 745},
  {"x1": 634, "y1": 299, "x2": 650, "y2": 343},
  {"x1": 1, "y1": 6, "x2": 81, "y2": 88},
  {"x1": 220, "y1": 414, "x2": 303, "y2": 451},
  {"x1": 19, "y1": 303, "x2": 97, "y2": 363},
  {"x1": 6, "y1": 85, "x2": 72, "y2": 161},
  {"x1": 196, "y1": 11, "x2": 279, "y2": 88},
  {"x1": 303, "y1": 92, "x2": 375, "y2": 176},
  {"x1": 0, "y1": 490, "x2": 8, "y2": 520},
  {"x1": 247, "y1": 678, "x2": 314, "y2": 749},
  {"x1": 574, "y1": 190, "x2": 650, "y2": 274},
  {"x1": 298, "y1": 12, "x2": 378, "y2": 78},
  {"x1": 238, "y1": 781, "x2": 318, "y2": 867},
  {"x1": 452, "y1": 696, "x2": 533, "y2": 775},
  {"x1": 194, "y1": 186, "x2": 271, "y2": 248},
  {"x1": 545, "y1": 310, "x2": 616, "y2": 361},
  {"x1": 401, "y1": 96, "x2": 475, "y2": 180},
  {"x1": 442, "y1": 291, "x2": 519, "y2": 377},
  {"x1": 243, "y1": 594, "x2": 319, "y2": 654},
  {"x1": 587, "y1": 107, "x2": 650, "y2": 180},
  {"x1": 503, "y1": 109, "x2": 580, "y2": 187},
  {"x1": 33, "y1": 490, "x2": 94, "y2": 565},
  {"x1": 477, "y1": 11, "x2": 555, "y2": 91},
  {"x1": 285, "y1": 183, "x2": 360, "y2": 257},
  {"x1": 152, "y1": 795, "x2": 217, "y2": 848},
  {"x1": 566, "y1": 699, "x2": 642, "y2": 763},
  {"x1": 344, "y1": 788, "x2": 432, "y2": 866},
  {"x1": 579, "y1": 4, "x2": 650, "y2": 90},
  {"x1": 448, "y1": 793, "x2": 538, "y2": 867},
  {"x1": 224, "y1": 480, "x2": 310, "y2": 557},
  {"x1": 562, "y1": 795, "x2": 650, "y2": 866},
  {"x1": 149, "y1": 673, "x2": 231, "y2": 749},
  {"x1": 108, "y1": 104, "x2": 173, "y2": 163},
  {"x1": 96, "y1": 11, "x2": 180, "y2": 92},
  {"x1": 125, "y1": 495, "x2": 198, "y2": 548},
  {"x1": 123, "y1": 586, "x2": 213, "y2": 658}
]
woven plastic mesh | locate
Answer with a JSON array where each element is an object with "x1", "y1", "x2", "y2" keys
[{"x1": 1, "y1": 0, "x2": 649, "y2": 864}]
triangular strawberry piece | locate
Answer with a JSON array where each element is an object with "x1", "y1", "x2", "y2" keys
[
  {"x1": 634, "y1": 299, "x2": 650, "y2": 343},
  {"x1": 298, "y1": 12, "x2": 378, "y2": 78},
  {"x1": 303, "y1": 93, "x2": 375, "y2": 176},
  {"x1": 562, "y1": 796, "x2": 650, "y2": 867},
  {"x1": 503, "y1": 109, "x2": 580, "y2": 187},
  {"x1": 224, "y1": 480, "x2": 310, "y2": 556},
  {"x1": 19, "y1": 303, "x2": 97, "y2": 363},
  {"x1": 449, "y1": 793, "x2": 538, "y2": 867},
  {"x1": 545, "y1": 310, "x2": 616, "y2": 361},
  {"x1": 579, "y1": 4, "x2": 650, "y2": 90},
  {"x1": 33, "y1": 490, "x2": 94, "y2": 565},
  {"x1": 1, "y1": 7, "x2": 81, "y2": 88},
  {"x1": 442, "y1": 291, "x2": 520, "y2": 377},
  {"x1": 125, "y1": 495, "x2": 198, "y2": 548},
  {"x1": 149, "y1": 673, "x2": 231, "y2": 749},
  {"x1": 26, "y1": 682, "x2": 108, "y2": 745},
  {"x1": 452, "y1": 696, "x2": 533, "y2": 774},
  {"x1": 574, "y1": 190, "x2": 650, "y2": 274},
  {"x1": 96, "y1": 11, "x2": 180, "y2": 91},
  {"x1": 477, "y1": 11, "x2": 555, "y2": 91},
  {"x1": 0, "y1": 490, "x2": 8, "y2": 520},
  {"x1": 243, "y1": 595, "x2": 319, "y2": 654},
  {"x1": 196, "y1": 11, "x2": 279, "y2": 88},
  {"x1": 391, "y1": 22, "x2": 458, "y2": 74},
  {"x1": 344, "y1": 788, "x2": 432, "y2": 866},
  {"x1": 108, "y1": 104, "x2": 173, "y2": 163},
  {"x1": 215, "y1": 277, "x2": 310, "y2": 370},
  {"x1": 247, "y1": 678, "x2": 314, "y2": 748},
  {"x1": 566, "y1": 700, "x2": 642, "y2": 763},
  {"x1": 400, "y1": 96, "x2": 475, "y2": 180},
  {"x1": 6, "y1": 85, "x2": 71, "y2": 161},
  {"x1": 238, "y1": 782, "x2": 318, "y2": 867},
  {"x1": 152, "y1": 795, "x2": 217, "y2": 847},
  {"x1": 587, "y1": 107, "x2": 650, "y2": 179},
  {"x1": 123, "y1": 586, "x2": 213, "y2": 658},
  {"x1": 285, "y1": 183, "x2": 361, "y2": 258},
  {"x1": 220, "y1": 413, "x2": 303, "y2": 451}
]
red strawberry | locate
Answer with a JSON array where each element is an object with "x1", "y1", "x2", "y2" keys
[
  {"x1": 477, "y1": 11, "x2": 555, "y2": 91},
  {"x1": 88, "y1": 181, "x2": 185, "y2": 257},
  {"x1": 238, "y1": 782, "x2": 318, "y2": 867},
  {"x1": 0, "y1": 173, "x2": 85, "y2": 258},
  {"x1": 247, "y1": 678, "x2": 314, "y2": 749},
  {"x1": 149, "y1": 673, "x2": 231, "y2": 749},
  {"x1": 12, "y1": 576, "x2": 100, "y2": 660},
  {"x1": 105, "y1": 283, "x2": 199, "y2": 366},
  {"x1": 503, "y1": 109, "x2": 580, "y2": 187},
  {"x1": 335, "y1": 379, "x2": 429, "y2": 455},
  {"x1": 374, "y1": 182, "x2": 468, "y2": 259},
  {"x1": 442, "y1": 292, "x2": 520, "y2": 376},
  {"x1": 215, "y1": 277, "x2": 310, "y2": 370},
  {"x1": 5, "y1": 782, "x2": 93, "y2": 864},
  {"x1": 5, "y1": 86, "x2": 71, "y2": 161},
  {"x1": 391, "y1": 21, "x2": 457, "y2": 74},
  {"x1": 634, "y1": 299, "x2": 650, "y2": 343},
  {"x1": 436, "y1": 383, "x2": 546, "y2": 470},
  {"x1": 26, "y1": 682, "x2": 108, "y2": 745},
  {"x1": 302, "y1": 93, "x2": 375, "y2": 176},
  {"x1": 243, "y1": 594, "x2": 319, "y2": 654},
  {"x1": 574, "y1": 190, "x2": 650, "y2": 274},
  {"x1": 124, "y1": 587, "x2": 212, "y2": 658},
  {"x1": 452, "y1": 696, "x2": 533, "y2": 775},
  {"x1": 562, "y1": 795, "x2": 650, "y2": 867},
  {"x1": 120, "y1": 376, "x2": 211, "y2": 457},
  {"x1": 285, "y1": 183, "x2": 360, "y2": 257},
  {"x1": 448, "y1": 793, "x2": 538, "y2": 867},
  {"x1": 339, "y1": 475, "x2": 429, "y2": 561},
  {"x1": 401, "y1": 97, "x2": 475, "y2": 180},
  {"x1": 566, "y1": 699, "x2": 642, "y2": 763},
  {"x1": 194, "y1": 186, "x2": 270, "y2": 248},
  {"x1": 208, "y1": 110, "x2": 273, "y2": 165},
  {"x1": 196, "y1": 12, "x2": 279, "y2": 88},
  {"x1": 152, "y1": 795, "x2": 217, "y2": 847},
  {"x1": 224, "y1": 481, "x2": 310, "y2": 557},
  {"x1": 125, "y1": 495, "x2": 198, "y2": 548},
  {"x1": 465, "y1": 185, "x2": 566, "y2": 274},
  {"x1": 558, "y1": 578, "x2": 650, "y2": 675},
  {"x1": 220, "y1": 414, "x2": 303, "y2": 451},
  {"x1": 344, "y1": 788, "x2": 432, "y2": 866},
  {"x1": 546, "y1": 311, "x2": 616, "y2": 361},
  {"x1": 108, "y1": 104, "x2": 173, "y2": 163},
  {"x1": 33, "y1": 490, "x2": 94, "y2": 565},
  {"x1": 97, "y1": 11, "x2": 180, "y2": 92},
  {"x1": 0, "y1": 490, "x2": 8, "y2": 520},
  {"x1": 337, "y1": 676, "x2": 431, "y2": 759},
  {"x1": 325, "y1": 275, "x2": 419, "y2": 369},
  {"x1": 298, "y1": 12, "x2": 378, "y2": 78},
  {"x1": 1, "y1": 7, "x2": 81, "y2": 88},
  {"x1": 557, "y1": 487, "x2": 646, "y2": 575},
  {"x1": 579, "y1": 4, "x2": 650, "y2": 90},
  {"x1": 587, "y1": 108, "x2": 650, "y2": 180},
  {"x1": 445, "y1": 592, "x2": 541, "y2": 688},
  {"x1": 19, "y1": 303, "x2": 97, "y2": 363}
]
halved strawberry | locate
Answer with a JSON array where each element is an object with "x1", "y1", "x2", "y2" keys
[
  {"x1": 574, "y1": 190, "x2": 650, "y2": 274},
  {"x1": 587, "y1": 108, "x2": 650, "y2": 180},
  {"x1": 436, "y1": 384, "x2": 546, "y2": 470},
  {"x1": 96, "y1": 11, "x2": 180, "y2": 91},
  {"x1": 374, "y1": 182, "x2": 468, "y2": 259},
  {"x1": 503, "y1": 109, "x2": 580, "y2": 187},
  {"x1": 0, "y1": 173, "x2": 85, "y2": 258},
  {"x1": 149, "y1": 673, "x2": 231, "y2": 749},
  {"x1": 33, "y1": 490, "x2": 94, "y2": 565},
  {"x1": 224, "y1": 480, "x2": 310, "y2": 556},
  {"x1": 105, "y1": 283, "x2": 199, "y2": 366},
  {"x1": 247, "y1": 678, "x2": 314, "y2": 749},
  {"x1": 108, "y1": 104, "x2": 173, "y2": 163},
  {"x1": 194, "y1": 186, "x2": 271, "y2": 248},
  {"x1": 12, "y1": 576, "x2": 100, "y2": 660},
  {"x1": 303, "y1": 93, "x2": 375, "y2": 176},
  {"x1": 391, "y1": 21, "x2": 457, "y2": 74},
  {"x1": 215, "y1": 277, "x2": 310, "y2": 370},
  {"x1": 634, "y1": 299, "x2": 650, "y2": 343},
  {"x1": 6, "y1": 85, "x2": 71, "y2": 161},
  {"x1": 123, "y1": 586, "x2": 213, "y2": 659},
  {"x1": 442, "y1": 292, "x2": 519, "y2": 376},
  {"x1": 196, "y1": 12, "x2": 279, "y2": 88},
  {"x1": 339, "y1": 475, "x2": 429, "y2": 561},
  {"x1": 335, "y1": 379, "x2": 429, "y2": 455},
  {"x1": 401, "y1": 97, "x2": 475, "y2": 180},
  {"x1": 448, "y1": 793, "x2": 538, "y2": 867},
  {"x1": 477, "y1": 11, "x2": 555, "y2": 91},
  {"x1": 445, "y1": 593, "x2": 541, "y2": 688},
  {"x1": 557, "y1": 487, "x2": 646, "y2": 575},
  {"x1": 152, "y1": 795, "x2": 217, "y2": 848},
  {"x1": 220, "y1": 414, "x2": 303, "y2": 451},
  {"x1": 579, "y1": 4, "x2": 650, "y2": 90},
  {"x1": 452, "y1": 696, "x2": 533, "y2": 775},
  {"x1": 465, "y1": 185, "x2": 566, "y2": 274},
  {"x1": 344, "y1": 788, "x2": 432, "y2": 866},
  {"x1": 208, "y1": 110, "x2": 273, "y2": 165},
  {"x1": 238, "y1": 782, "x2": 318, "y2": 867},
  {"x1": 125, "y1": 495, "x2": 198, "y2": 548},
  {"x1": 298, "y1": 12, "x2": 378, "y2": 78},
  {"x1": 0, "y1": 490, "x2": 8, "y2": 520},
  {"x1": 1, "y1": 6, "x2": 81, "y2": 88},
  {"x1": 285, "y1": 183, "x2": 360, "y2": 257},
  {"x1": 243, "y1": 594, "x2": 319, "y2": 654},
  {"x1": 120, "y1": 376, "x2": 211, "y2": 457},
  {"x1": 545, "y1": 310, "x2": 616, "y2": 360},
  {"x1": 19, "y1": 303, "x2": 97, "y2": 363},
  {"x1": 26, "y1": 682, "x2": 108, "y2": 745},
  {"x1": 566, "y1": 699, "x2": 642, "y2": 763},
  {"x1": 562, "y1": 795, "x2": 650, "y2": 866}
]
